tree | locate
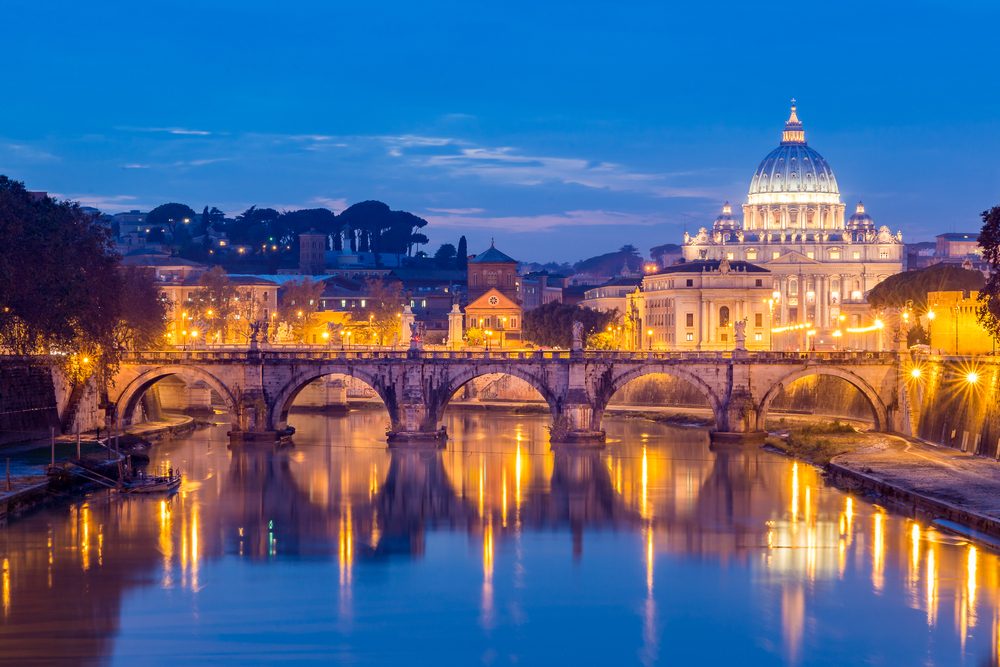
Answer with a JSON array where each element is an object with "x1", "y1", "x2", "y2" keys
[
  {"x1": 456, "y1": 235, "x2": 468, "y2": 271},
  {"x1": 337, "y1": 201, "x2": 430, "y2": 258},
  {"x1": 114, "y1": 267, "x2": 169, "y2": 351},
  {"x1": 0, "y1": 177, "x2": 166, "y2": 382},
  {"x1": 977, "y1": 205, "x2": 1000, "y2": 339},
  {"x1": 522, "y1": 301, "x2": 615, "y2": 347},
  {"x1": 278, "y1": 278, "x2": 325, "y2": 342},
  {"x1": 188, "y1": 266, "x2": 238, "y2": 342},
  {"x1": 434, "y1": 243, "x2": 457, "y2": 268},
  {"x1": 146, "y1": 203, "x2": 197, "y2": 243},
  {"x1": 362, "y1": 276, "x2": 405, "y2": 345},
  {"x1": 868, "y1": 263, "x2": 984, "y2": 311}
]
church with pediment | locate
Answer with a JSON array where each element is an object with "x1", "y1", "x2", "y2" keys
[
  {"x1": 464, "y1": 288, "x2": 522, "y2": 347},
  {"x1": 679, "y1": 102, "x2": 904, "y2": 330}
]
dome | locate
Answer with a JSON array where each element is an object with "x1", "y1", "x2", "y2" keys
[
  {"x1": 713, "y1": 201, "x2": 739, "y2": 230},
  {"x1": 747, "y1": 102, "x2": 840, "y2": 201},
  {"x1": 847, "y1": 201, "x2": 875, "y2": 230}
]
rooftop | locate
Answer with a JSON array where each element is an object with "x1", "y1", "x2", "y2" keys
[{"x1": 653, "y1": 260, "x2": 770, "y2": 275}]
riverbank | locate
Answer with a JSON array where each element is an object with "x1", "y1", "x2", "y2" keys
[
  {"x1": 0, "y1": 414, "x2": 196, "y2": 523},
  {"x1": 765, "y1": 419, "x2": 1000, "y2": 544}
]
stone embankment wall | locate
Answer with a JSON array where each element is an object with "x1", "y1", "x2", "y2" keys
[
  {"x1": 0, "y1": 359, "x2": 104, "y2": 444},
  {"x1": 911, "y1": 357, "x2": 1000, "y2": 458}
]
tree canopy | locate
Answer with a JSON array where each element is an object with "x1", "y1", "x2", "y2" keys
[
  {"x1": 522, "y1": 301, "x2": 615, "y2": 348},
  {"x1": 0, "y1": 176, "x2": 167, "y2": 380},
  {"x1": 867, "y1": 262, "x2": 984, "y2": 311},
  {"x1": 976, "y1": 205, "x2": 1000, "y2": 339},
  {"x1": 573, "y1": 245, "x2": 644, "y2": 275}
]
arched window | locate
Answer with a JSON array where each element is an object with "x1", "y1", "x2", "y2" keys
[{"x1": 719, "y1": 306, "x2": 730, "y2": 327}]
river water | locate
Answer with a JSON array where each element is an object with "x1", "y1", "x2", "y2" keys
[{"x1": 0, "y1": 408, "x2": 998, "y2": 666}]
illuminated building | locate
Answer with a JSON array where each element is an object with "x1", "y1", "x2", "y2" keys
[
  {"x1": 681, "y1": 102, "x2": 904, "y2": 333},
  {"x1": 642, "y1": 259, "x2": 773, "y2": 350}
]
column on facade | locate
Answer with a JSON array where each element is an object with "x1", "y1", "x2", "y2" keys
[
  {"x1": 817, "y1": 274, "x2": 826, "y2": 328},
  {"x1": 779, "y1": 276, "x2": 789, "y2": 325},
  {"x1": 706, "y1": 299, "x2": 714, "y2": 345}
]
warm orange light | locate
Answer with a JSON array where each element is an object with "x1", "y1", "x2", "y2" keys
[
  {"x1": 910, "y1": 368, "x2": 922, "y2": 379},
  {"x1": 966, "y1": 371, "x2": 979, "y2": 384}
]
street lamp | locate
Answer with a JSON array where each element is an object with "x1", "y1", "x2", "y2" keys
[
  {"x1": 646, "y1": 328, "x2": 653, "y2": 351},
  {"x1": 485, "y1": 329, "x2": 493, "y2": 350}
]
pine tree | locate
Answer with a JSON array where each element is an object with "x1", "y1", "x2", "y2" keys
[{"x1": 457, "y1": 235, "x2": 468, "y2": 270}]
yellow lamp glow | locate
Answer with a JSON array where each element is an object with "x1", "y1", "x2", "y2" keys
[
  {"x1": 966, "y1": 371, "x2": 979, "y2": 384},
  {"x1": 910, "y1": 368, "x2": 922, "y2": 379}
]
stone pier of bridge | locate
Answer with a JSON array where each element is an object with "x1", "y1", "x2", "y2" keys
[{"x1": 106, "y1": 349, "x2": 905, "y2": 448}]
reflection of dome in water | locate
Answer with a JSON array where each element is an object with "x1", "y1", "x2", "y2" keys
[{"x1": 748, "y1": 102, "x2": 839, "y2": 200}]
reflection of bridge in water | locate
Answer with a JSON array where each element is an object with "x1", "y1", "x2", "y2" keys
[{"x1": 109, "y1": 349, "x2": 905, "y2": 445}]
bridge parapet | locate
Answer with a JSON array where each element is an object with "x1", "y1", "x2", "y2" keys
[{"x1": 110, "y1": 348, "x2": 904, "y2": 447}]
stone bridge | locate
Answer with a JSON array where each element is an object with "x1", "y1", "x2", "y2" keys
[{"x1": 108, "y1": 348, "x2": 907, "y2": 446}]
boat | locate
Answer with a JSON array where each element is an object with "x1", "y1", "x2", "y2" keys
[{"x1": 120, "y1": 471, "x2": 182, "y2": 494}]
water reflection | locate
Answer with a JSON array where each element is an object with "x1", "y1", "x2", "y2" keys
[{"x1": 0, "y1": 408, "x2": 998, "y2": 665}]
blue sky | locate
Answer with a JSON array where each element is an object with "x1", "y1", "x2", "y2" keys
[{"x1": 1, "y1": 0, "x2": 998, "y2": 262}]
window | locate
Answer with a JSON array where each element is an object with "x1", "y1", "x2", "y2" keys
[
  {"x1": 509, "y1": 317, "x2": 517, "y2": 328},
  {"x1": 341, "y1": 299, "x2": 347, "y2": 308},
  {"x1": 360, "y1": 299, "x2": 366, "y2": 307},
  {"x1": 685, "y1": 333, "x2": 694, "y2": 342},
  {"x1": 726, "y1": 252, "x2": 735, "y2": 260},
  {"x1": 772, "y1": 251, "x2": 781, "y2": 260},
  {"x1": 746, "y1": 248, "x2": 758, "y2": 261},
  {"x1": 879, "y1": 249, "x2": 889, "y2": 259},
  {"x1": 806, "y1": 251, "x2": 815, "y2": 259},
  {"x1": 755, "y1": 313, "x2": 763, "y2": 327},
  {"x1": 853, "y1": 251, "x2": 861, "y2": 260},
  {"x1": 719, "y1": 306, "x2": 730, "y2": 327},
  {"x1": 721, "y1": 333, "x2": 728, "y2": 342},
  {"x1": 686, "y1": 279, "x2": 694, "y2": 287},
  {"x1": 685, "y1": 313, "x2": 694, "y2": 327},
  {"x1": 755, "y1": 279, "x2": 763, "y2": 287},
  {"x1": 830, "y1": 249, "x2": 841, "y2": 260},
  {"x1": 421, "y1": 299, "x2": 427, "y2": 307},
  {"x1": 754, "y1": 333, "x2": 763, "y2": 342}
]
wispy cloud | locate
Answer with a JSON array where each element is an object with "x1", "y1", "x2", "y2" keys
[
  {"x1": 426, "y1": 207, "x2": 485, "y2": 215},
  {"x1": 423, "y1": 209, "x2": 667, "y2": 232},
  {"x1": 309, "y1": 196, "x2": 348, "y2": 212},
  {"x1": 52, "y1": 193, "x2": 141, "y2": 210},
  {"x1": 120, "y1": 126, "x2": 213, "y2": 136},
  {"x1": 122, "y1": 163, "x2": 150, "y2": 169},
  {"x1": 2, "y1": 143, "x2": 59, "y2": 162}
]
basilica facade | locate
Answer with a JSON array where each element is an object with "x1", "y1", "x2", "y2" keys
[{"x1": 677, "y1": 103, "x2": 904, "y2": 334}]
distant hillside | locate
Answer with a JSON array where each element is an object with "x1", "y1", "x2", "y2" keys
[{"x1": 573, "y1": 245, "x2": 644, "y2": 275}]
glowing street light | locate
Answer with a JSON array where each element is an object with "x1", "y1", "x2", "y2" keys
[
  {"x1": 646, "y1": 328, "x2": 653, "y2": 351},
  {"x1": 966, "y1": 371, "x2": 979, "y2": 384},
  {"x1": 910, "y1": 367, "x2": 922, "y2": 379}
]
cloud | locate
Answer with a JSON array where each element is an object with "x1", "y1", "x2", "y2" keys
[
  {"x1": 121, "y1": 126, "x2": 213, "y2": 136},
  {"x1": 122, "y1": 163, "x2": 150, "y2": 169},
  {"x1": 423, "y1": 209, "x2": 667, "y2": 232},
  {"x1": 426, "y1": 207, "x2": 486, "y2": 215},
  {"x1": 309, "y1": 196, "x2": 348, "y2": 212},
  {"x1": 52, "y1": 193, "x2": 141, "y2": 211},
  {"x1": 2, "y1": 143, "x2": 59, "y2": 162}
]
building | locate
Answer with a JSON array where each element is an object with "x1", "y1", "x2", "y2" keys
[
  {"x1": 936, "y1": 233, "x2": 981, "y2": 259},
  {"x1": 467, "y1": 243, "x2": 520, "y2": 302},
  {"x1": 520, "y1": 271, "x2": 565, "y2": 310},
  {"x1": 464, "y1": 288, "x2": 522, "y2": 347},
  {"x1": 643, "y1": 259, "x2": 773, "y2": 351},
  {"x1": 299, "y1": 231, "x2": 328, "y2": 274},
  {"x1": 681, "y1": 102, "x2": 904, "y2": 332},
  {"x1": 925, "y1": 290, "x2": 995, "y2": 355},
  {"x1": 579, "y1": 277, "x2": 642, "y2": 314}
]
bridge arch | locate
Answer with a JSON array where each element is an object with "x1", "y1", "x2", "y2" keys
[
  {"x1": 269, "y1": 365, "x2": 396, "y2": 432},
  {"x1": 114, "y1": 365, "x2": 237, "y2": 428},
  {"x1": 593, "y1": 364, "x2": 726, "y2": 430},
  {"x1": 430, "y1": 365, "x2": 560, "y2": 425},
  {"x1": 758, "y1": 366, "x2": 889, "y2": 431}
]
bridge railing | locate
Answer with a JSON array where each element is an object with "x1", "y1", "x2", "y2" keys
[{"x1": 121, "y1": 348, "x2": 901, "y2": 365}]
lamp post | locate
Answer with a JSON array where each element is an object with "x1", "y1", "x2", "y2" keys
[
  {"x1": 954, "y1": 304, "x2": 960, "y2": 356},
  {"x1": 646, "y1": 328, "x2": 653, "y2": 351},
  {"x1": 485, "y1": 329, "x2": 493, "y2": 350}
]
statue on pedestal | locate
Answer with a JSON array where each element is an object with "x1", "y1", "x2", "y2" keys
[
  {"x1": 734, "y1": 319, "x2": 747, "y2": 351},
  {"x1": 571, "y1": 321, "x2": 584, "y2": 352}
]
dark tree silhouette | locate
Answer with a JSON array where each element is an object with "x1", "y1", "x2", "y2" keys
[{"x1": 976, "y1": 205, "x2": 1000, "y2": 338}]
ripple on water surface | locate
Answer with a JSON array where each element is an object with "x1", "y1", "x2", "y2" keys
[{"x1": 0, "y1": 409, "x2": 997, "y2": 666}]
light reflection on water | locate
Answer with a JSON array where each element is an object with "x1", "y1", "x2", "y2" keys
[{"x1": 0, "y1": 408, "x2": 998, "y2": 665}]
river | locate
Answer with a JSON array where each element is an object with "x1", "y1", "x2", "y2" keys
[{"x1": 0, "y1": 408, "x2": 997, "y2": 665}]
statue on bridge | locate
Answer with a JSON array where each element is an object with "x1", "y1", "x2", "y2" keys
[
  {"x1": 734, "y1": 319, "x2": 747, "y2": 351},
  {"x1": 409, "y1": 321, "x2": 425, "y2": 351},
  {"x1": 571, "y1": 321, "x2": 584, "y2": 352}
]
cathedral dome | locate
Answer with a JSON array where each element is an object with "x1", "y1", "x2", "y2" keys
[
  {"x1": 747, "y1": 102, "x2": 840, "y2": 204},
  {"x1": 713, "y1": 201, "x2": 739, "y2": 230},
  {"x1": 847, "y1": 201, "x2": 875, "y2": 230}
]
